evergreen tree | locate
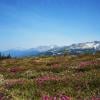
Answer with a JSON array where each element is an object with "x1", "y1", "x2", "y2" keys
[
  {"x1": 0, "y1": 52, "x2": 1, "y2": 59},
  {"x1": 7, "y1": 54, "x2": 11, "y2": 59},
  {"x1": 0, "y1": 52, "x2": 11, "y2": 60}
]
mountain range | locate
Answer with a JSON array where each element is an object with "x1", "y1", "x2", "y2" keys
[{"x1": 1, "y1": 41, "x2": 100, "y2": 57}]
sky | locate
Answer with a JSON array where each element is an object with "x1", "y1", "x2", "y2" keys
[{"x1": 0, "y1": 0, "x2": 100, "y2": 50}]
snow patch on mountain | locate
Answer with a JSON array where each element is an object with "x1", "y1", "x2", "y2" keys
[{"x1": 69, "y1": 41, "x2": 100, "y2": 50}]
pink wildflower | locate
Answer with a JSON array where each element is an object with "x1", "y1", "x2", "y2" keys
[
  {"x1": 42, "y1": 95, "x2": 57, "y2": 100},
  {"x1": 91, "y1": 96, "x2": 100, "y2": 100},
  {"x1": 36, "y1": 75, "x2": 61, "y2": 85},
  {"x1": 79, "y1": 61, "x2": 100, "y2": 68},
  {"x1": 9, "y1": 67, "x2": 25, "y2": 73},
  {"x1": 42, "y1": 95, "x2": 71, "y2": 100},
  {"x1": 60, "y1": 96, "x2": 71, "y2": 100}
]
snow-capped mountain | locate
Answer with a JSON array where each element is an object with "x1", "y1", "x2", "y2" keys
[
  {"x1": 68, "y1": 41, "x2": 100, "y2": 50},
  {"x1": 0, "y1": 41, "x2": 100, "y2": 57},
  {"x1": 40, "y1": 41, "x2": 100, "y2": 56}
]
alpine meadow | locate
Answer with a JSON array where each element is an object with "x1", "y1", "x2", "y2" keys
[{"x1": 0, "y1": 0, "x2": 100, "y2": 100}]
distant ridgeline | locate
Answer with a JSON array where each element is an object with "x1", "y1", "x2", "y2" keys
[
  {"x1": 0, "y1": 49, "x2": 100, "y2": 59},
  {"x1": 0, "y1": 41, "x2": 100, "y2": 58}
]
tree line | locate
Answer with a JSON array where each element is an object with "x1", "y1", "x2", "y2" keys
[{"x1": 0, "y1": 52, "x2": 11, "y2": 60}]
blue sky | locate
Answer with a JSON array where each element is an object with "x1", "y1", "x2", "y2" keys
[{"x1": 0, "y1": 0, "x2": 100, "y2": 50}]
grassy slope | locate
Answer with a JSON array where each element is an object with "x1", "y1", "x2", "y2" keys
[{"x1": 0, "y1": 53, "x2": 100, "y2": 100}]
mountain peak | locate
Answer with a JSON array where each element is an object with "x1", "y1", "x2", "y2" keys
[{"x1": 0, "y1": 41, "x2": 100, "y2": 57}]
